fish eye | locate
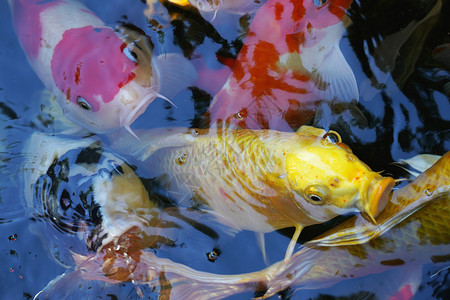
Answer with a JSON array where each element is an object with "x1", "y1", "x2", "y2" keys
[
  {"x1": 323, "y1": 130, "x2": 342, "y2": 144},
  {"x1": 313, "y1": 0, "x2": 328, "y2": 6},
  {"x1": 123, "y1": 46, "x2": 138, "y2": 63},
  {"x1": 305, "y1": 185, "x2": 328, "y2": 204},
  {"x1": 77, "y1": 97, "x2": 92, "y2": 111},
  {"x1": 308, "y1": 193, "x2": 323, "y2": 202}
]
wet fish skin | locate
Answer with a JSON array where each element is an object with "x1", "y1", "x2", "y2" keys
[
  {"x1": 208, "y1": 0, "x2": 358, "y2": 130},
  {"x1": 24, "y1": 132, "x2": 239, "y2": 299},
  {"x1": 111, "y1": 126, "x2": 394, "y2": 234},
  {"x1": 22, "y1": 132, "x2": 155, "y2": 251},
  {"x1": 72, "y1": 153, "x2": 450, "y2": 300},
  {"x1": 8, "y1": 0, "x2": 195, "y2": 136},
  {"x1": 257, "y1": 151, "x2": 450, "y2": 298}
]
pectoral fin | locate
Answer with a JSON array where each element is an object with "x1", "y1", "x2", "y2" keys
[
  {"x1": 155, "y1": 53, "x2": 198, "y2": 101},
  {"x1": 284, "y1": 225, "x2": 302, "y2": 262},
  {"x1": 394, "y1": 154, "x2": 441, "y2": 177},
  {"x1": 311, "y1": 45, "x2": 359, "y2": 103},
  {"x1": 307, "y1": 183, "x2": 449, "y2": 247}
]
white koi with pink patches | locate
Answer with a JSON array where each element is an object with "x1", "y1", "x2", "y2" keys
[{"x1": 9, "y1": 0, "x2": 196, "y2": 136}]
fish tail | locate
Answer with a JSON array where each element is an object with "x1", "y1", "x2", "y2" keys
[
  {"x1": 138, "y1": 250, "x2": 267, "y2": 300},
  {"x1": 33, "y1": 269, "x2": 83, "y2": 300}
]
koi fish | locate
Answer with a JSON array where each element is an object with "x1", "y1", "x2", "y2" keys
[
  {"x1": 8, "y1": 0, "x2": 196, "y2": 136},
  {"x1": 46, "y1": 151, "x2": 449, "y2": 300},
  {"x1": 110, "y1": 125, "x2": 395, "y2": 260},
  {"x1": 22, "y1": 132, "x2": 237, "y2": 298},
  {"x1": 208, "y1": 0, "x2": 358, "y2": 130},
  {"x1": 22, "y1": 132, "x2": 154, "y2": 249},
  {"x1": 253, "y1": 151, "x2": 450, "y2": 299}
]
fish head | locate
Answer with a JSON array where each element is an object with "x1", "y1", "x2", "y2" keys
[
  {"x1": 285, "y1": 129, "x2": 395, "y2": 224},
  {"x1": 294, "y1": 0, "x2": 357, "y2": 103},
  {"x1": 52, "y1": 25, "x2": 158, "y2": 134}
]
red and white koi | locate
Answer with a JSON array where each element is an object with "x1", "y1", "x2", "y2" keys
[
  {"x1": 8, "y1": 0, "x2": 196, "y2": 136},
  {"x1": 208, "y1": 0, "x2": 358, "y2": 130}
]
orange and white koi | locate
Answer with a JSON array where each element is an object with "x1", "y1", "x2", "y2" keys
[{"x1": 208, "y1": 0, "x2": 358, "y2": 130}]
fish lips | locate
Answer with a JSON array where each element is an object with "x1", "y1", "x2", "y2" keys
[{"x1": 361, "y1": 177, "x2": 396, "y2": 224}]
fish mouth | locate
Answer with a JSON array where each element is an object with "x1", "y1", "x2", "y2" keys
[{"x1": 361, "y1": 177, "x2": 396, "y2": 224}]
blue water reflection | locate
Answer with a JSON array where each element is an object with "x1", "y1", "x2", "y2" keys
[{"x1": 0, "y1": 0, "x2": 448, "y2": 299}]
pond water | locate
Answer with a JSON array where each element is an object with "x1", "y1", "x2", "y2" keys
[{"x1": 0, "y1": 0, "x2": 449, "y2": 299}]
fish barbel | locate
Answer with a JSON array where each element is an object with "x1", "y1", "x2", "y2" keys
[
  {"x1": 111, "y1": 125, "x2": 395, "y2": 259},
  {"x1": 208, "y1": 0, "x2": 358, "y2": 130}
]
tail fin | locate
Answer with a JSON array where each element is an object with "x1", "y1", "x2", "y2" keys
[{"x1": 33, "y1": 269, "x2": 83, "y2": 300}]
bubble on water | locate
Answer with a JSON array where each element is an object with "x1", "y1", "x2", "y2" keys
[
  {"x1": 424, "y1": 188, "x2": 434, "y2": 196},
  {"x1": 176, "y1": 154, "x2": 187, "y2": 165},
  {"x1": 235, "y1": 111, "x2": 245, "y2": 120},
  {"x1": 206, "y1": 248, "x2": 221, "y2": 262}
]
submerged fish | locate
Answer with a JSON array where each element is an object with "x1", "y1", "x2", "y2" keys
[
  {"x1": 8, "y1": 0, "x2": 196, "y2": 136},
  {"x1": 55, "y1": 150, "x2": 449, "y2": 300},
  {"x1": 208, "y1": 0, "x2": 358, "y2": 130},
  {"x1": 22, "y1": 133, "x2": 154, "y2": 250},
  {"x1": 110, "y1": 125, "x2": 395, "y2": 259},
  {"x1": 23, "y1": 132, "x2": 236, "y2": 298}
]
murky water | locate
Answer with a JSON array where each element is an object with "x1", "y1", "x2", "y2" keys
[{"x1": 0, "y1": 0, "x2": 449, "y2": 299}]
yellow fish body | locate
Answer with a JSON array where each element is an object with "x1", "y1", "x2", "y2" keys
[
  {"x1": 254, "y1": 151, "x2": 450, "y2": 298},
  {"x1": 111, "y1": 126, "x2": 395, "y2": 238},
  {"x1": 71, "y1": 150, "x2": 449, "y2": 300}
]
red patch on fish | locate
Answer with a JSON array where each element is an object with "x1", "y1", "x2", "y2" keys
[
  {"x1": 208, "y1": 0, "x2": 355, "y2": 130},
  {"x1": 12, "y1": 0, "x2": 63, "y2": 58},
  {"x1": 51, "y1": 26, "x2": 137, "y2": 111},
  {"x1": 274, "y1": 2, "x2": 284, "y2": 20}
]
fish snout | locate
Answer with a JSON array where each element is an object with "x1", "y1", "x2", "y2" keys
[{"x1": 359, "y1": 176, "x2": 395, "y2": 224}]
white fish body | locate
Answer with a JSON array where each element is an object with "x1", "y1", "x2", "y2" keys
[{"x1": 9, "y1": 0, "x2": 196, "y2": 136}]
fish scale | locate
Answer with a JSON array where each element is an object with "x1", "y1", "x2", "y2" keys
[
  {"x1": 146, "y1": 130, "x2": 288, "y2": 230},
  {"x1": 72, "y1": 154, "x2": 449, "y2": 300},
  {"x1": 112, "y1": 126, "x2": 395, "y2": 248}
]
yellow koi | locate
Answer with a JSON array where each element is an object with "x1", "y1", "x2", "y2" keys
[
  {"x1": 111, "y1": 126, "x2": 395, "y2": 259},
  {"x1": 65, "y1": 152, "x2": 449, "y2": 300}
]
